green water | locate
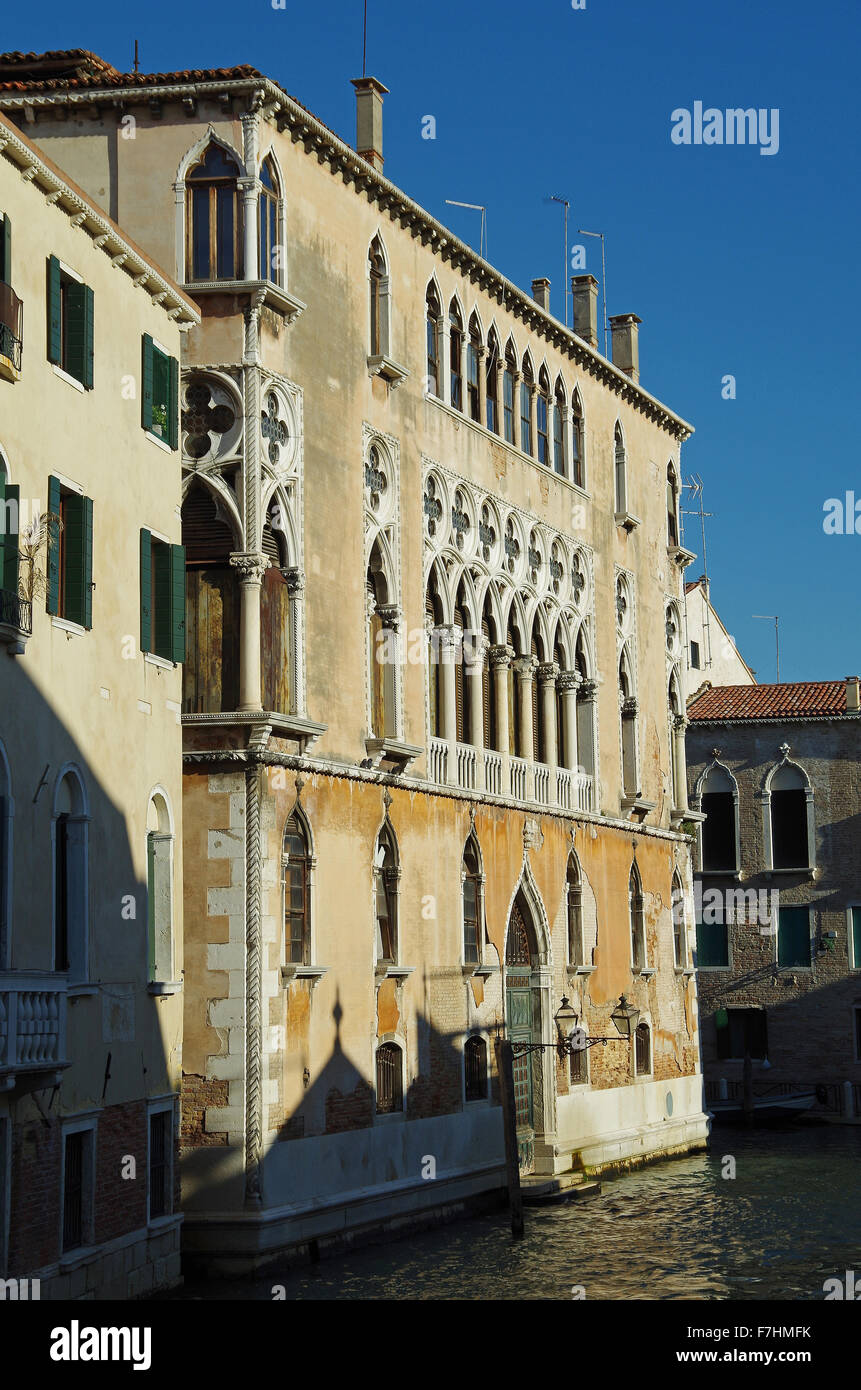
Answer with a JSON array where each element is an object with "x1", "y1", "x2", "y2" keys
[{"x1": 178, "y1": 1126, "x2": 861, "y2": 1300}]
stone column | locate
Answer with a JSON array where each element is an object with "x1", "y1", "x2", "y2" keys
[
  {"x1": 285, "y1": 567, "x2": 306, "y2": 717},
  {"x1": 239, "y1": 108, "x2": 261, "y2": 283},
  {"x1": 558, "y1": 670, "x2": 580, "y2": 771},
  {"x1": 514, "y1": 655, "x2": 537, "y2": 800},
  {"x1": 528, "y1": 382, "x2": 537, "y2": 459},
  {"x1": 511, "y1": 369, "x2": 521, "y2": 447},
  {"x1": 537, "y1": 661, "x2": 560, "y2": 774},
  {"x1": 673, "y1": 714, "x2": 690, "y2": 812},
  {"x1": 231, "y1": 553, "x2": 269, "y2": 712},
  {"x1": 493, "y1": 353, "x2": 504, "y2": 435},
  {"x1": 477, "y1": 345, "x2": 487, "y2": 425},
  {"x1": 490, "y1": 644, "x2": 514, "y2": 795},
  {"x1": 378, "y1": 604, "x2": 401, "y2": 739},
  {"x1": 439, "y1": 626, "x2": 459, "y2": 784}
]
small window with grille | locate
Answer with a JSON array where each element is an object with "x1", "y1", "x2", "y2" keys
[
  {"x1": 464, "y1": 1035, "x2": 487, "y2": 1102},
  {"x1": 148, "y1": 1108, "x2": 173, "y2": 1221},
  {"x1": 634, "y1": 1022, "x2": 651, "y2": 1076},
  {"x1": 376, "y1": 1042, "x2": 403, "y2": 1115}
]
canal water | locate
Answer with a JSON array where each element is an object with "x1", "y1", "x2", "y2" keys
[{"x1": 178, "y1": 1126, "x2": 861, "y2": 1300}]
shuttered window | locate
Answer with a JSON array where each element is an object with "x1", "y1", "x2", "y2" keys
[
  {"x1": 148, "y1": 1110, "x2": 171, "y2": 1220},
  {"x1": 142, "y1": 335, "x2": 179, "y2": 448},
  {"x1": 0, "y1": 212, "x2": 10, "y2": 284},
  {"x1": 47, "y1": 477, "x2": 93, "y2": 628},
  {"x1": 454, "y1": 608, "x2": 465, "y2": 743},
  {"x1": 47, "y1": 257, "x2": 93, "y2": 388},
  {"x1": 140, "y1": 529, "x2": 185, "y2": 661}
]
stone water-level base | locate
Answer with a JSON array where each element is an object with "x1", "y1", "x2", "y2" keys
[{"x1": 24, "y1": 1218, "x2": 183, "y2": 1300}]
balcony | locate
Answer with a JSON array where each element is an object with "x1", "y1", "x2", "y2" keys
[
  {"x1": 427, "y1": 739, "x2": 593, "y2": 812},
  {"x1": 0, "y1": 283, "x2": 22, "y2": 382},
  {"x1": 0, "y1": 587, "x2": 32, "y2": 653},
  {"x1": 0, "y1": 974, "x2": 68, "y2": 1093}
]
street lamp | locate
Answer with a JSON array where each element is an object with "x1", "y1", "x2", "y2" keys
[
  {"x1": 512, "y1": 995, "x2": 639, "y2": 1060},
  {"x1": 610, "y1": 994, "x2": 640, "y2": 1039}
]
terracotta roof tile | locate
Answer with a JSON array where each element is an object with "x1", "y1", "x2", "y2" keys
[
  {"x1": 0, "y1": 49, "x2": 262, "y2": 92},
  {"x1": 687, "y1": 681, "x2": 851, "y2": 721}
]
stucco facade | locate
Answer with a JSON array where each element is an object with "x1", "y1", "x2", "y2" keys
[
  {"x1": 684, "y1": 577, "x2": 756, "y2": 697},
  {"x1": 1, "y1": 50, "x2": 708, "y2": 1271},
  {"x1": 0, "y1": 110, "x2": 198, "y2": 1296}
]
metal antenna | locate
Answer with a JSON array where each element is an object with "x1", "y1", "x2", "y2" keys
[
  {"x1": 444, "y1": 200, "x2": 487, "y2": 260},
  {"x1": 753, "y1": 615, "x2": 780, "y2": 684},
  {"x1": 578, "y1": 228, "x2": 608, "y2": 357},
  {"x1": 133, "y1": 39, "x2": 140, "y2": 75},
  {"x1": 362, "y1": 1, "x2": 368, "y2": 77},
  {"x1": 682, "y1": 474, "x2": 714, "y2": 670},
  {"x1": 547, "y1": 196, "x2": 570, "y2": 325}
]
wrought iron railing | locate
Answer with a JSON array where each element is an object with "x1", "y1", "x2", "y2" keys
[{"x1": 0, "y1": 587, "x2": 31, "y2": 634}]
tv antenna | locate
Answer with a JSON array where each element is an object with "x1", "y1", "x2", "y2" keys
[
  {"x1": 362, "y1": 1, "x2": 368, "y2": 77},
  {"x1": 546, "y1": 195, "x2": 570, "y2": 325},
  {"x1": 752, "y1": 615, "x2": 781, "y2": 684},
  {"x1": 681, "y1": 474, "x2": 715, "y2": 671},
  {"x1": 577, "y1": 228, "x2": 608, "y2": 357},
  {"x1": 133, "y1": 39, "x2": 140, "y2": 75},
  {"x1": 444, "y1": 200, "x2": 487, "y2": 260}
]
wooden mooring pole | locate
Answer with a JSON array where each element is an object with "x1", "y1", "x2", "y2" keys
[{"x1": 495, "y1": 1036, "x2": 524, "y2": 1239}]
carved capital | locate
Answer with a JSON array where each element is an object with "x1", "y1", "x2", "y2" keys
[
  {"x1": 489, "y1": 643, "x2": 514, "y2": 671},
  {"x1": 513, "y1": 655, "x2": 538, "y2": 682},
  {"x1": 284, "y1": 566, "x2": 306, "y2": 597},
  {"x1": 557, "y1": 669, "x2": 582, "y2": 695},
  {"x1": 230, "y1": 551, "x2": 269, "y2": 583},
  {"x1": 536, "y1": 661, "x2": 560, "y2": 686},
  {"x1": 579, "y1": 679, "x2": 598, "y2": 702},
  {"x1": 621, "y1": 696, "x2": 638, "y2": 717},
  {"x1": 378, "y1": 603, "x2": 401, "y2": 632}
]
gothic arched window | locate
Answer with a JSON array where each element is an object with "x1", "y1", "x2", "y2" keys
[
  {"x1": 426, "y1": 283, "x2": 442, "y2": 397},
  {"x1": 259, "y1": 157, "x2": 280, "y2": 284},
  {"x1": 462, "y1": 835, "x2": 483, "y2": 964},
  {"x1": 629, "y1": 862, "x2": 645, "y2": 970},
  {"x1": 283, "y1": 812, "x2": 311, "y2": 966},
  {"x1": 374, "y1": 824, "x2": 399, "y2": 965},
  {"x1": 186, "y1": 142, "x2": 242, "y2": 282}
]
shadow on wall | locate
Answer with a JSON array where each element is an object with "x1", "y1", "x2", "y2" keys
[{"x1": 0, "y1": 658, "x2": 175, "y2": 1280}]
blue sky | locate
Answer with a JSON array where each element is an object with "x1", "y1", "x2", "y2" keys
[{"x1": 7, "y1": 0, "x2": 859, "y2": 682}]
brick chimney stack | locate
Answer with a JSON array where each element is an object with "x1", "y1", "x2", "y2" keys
[
  {"x1": 846, "y1": 676, "x2": 860, "y2": 711},
  {"x1": 608, "y1": 313, "x2": 642, "y2": 383},
  {"x1": 351, "y1": 77, "x2": 388, "y2": 173},
  {"x1": 571, "y1": 275, "x2": 599, "y2": 349}
]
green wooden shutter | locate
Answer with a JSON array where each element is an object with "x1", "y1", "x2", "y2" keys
[
  {"x1": 62, "y1": 494, "x2": 93, "y2": 628},
  {"x1": 46, "y1": 475, "x2": 61, "y2": 614},
  {"x1": 2, "y1": 483, "x2": 19, "y2": 594},
  {"x1": 0, "y1": 478, "x2": 6, "y2": 584},
  {"x1": 152, "y1": 541, "x2": 171, "y2": 659},
  {"x1": 141, "y1": 335, "x2": 154, "y2": 432},
  {"x1": 168, "y1": 355, "x2": 179, "y2": 450},
  {"x1": 140, "y1": 528, "x2": 152, "y2": 653},
  {"x1": 170, "y1": 544, "x2": 186, "y2": 663},
  {"x1": 0, "y1": 214, "x2": 10, "y2": 285},
  {"x1": 82, "y1": 284, "x2": 94, "y2": 390},
  {"x1": 47, "y1": 256, "x2": 62, "y2": 365},
  {"x1": 64, "y1": 281, "x2": 87, "y2": 385}
]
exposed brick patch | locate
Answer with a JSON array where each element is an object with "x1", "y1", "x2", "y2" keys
[
  {"x1": 325, "y1": 1081, "x2": 373, "y2": 1134},
  {"x1": 181, "y1": 1073, "x2": 229, "y2": 1147}
]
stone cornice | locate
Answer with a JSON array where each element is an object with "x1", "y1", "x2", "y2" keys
[
  {"x1": 0, "y1": 78, "x2": 693, "y2": 440},
  {"x1": 688, "y1": 714, "x2": 861, "y2": 728},
  {"x1": 0, "y1": 111, "x2": 200, "y2": 327}
]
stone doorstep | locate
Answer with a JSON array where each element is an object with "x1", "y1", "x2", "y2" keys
[{"x1": 520, "y1": 1170, "x2": 602, "y2": 1205}]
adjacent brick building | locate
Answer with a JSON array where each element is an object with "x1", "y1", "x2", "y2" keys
[{"x1": 687, "y1": 678, "x2": 861, "y2": 1117}]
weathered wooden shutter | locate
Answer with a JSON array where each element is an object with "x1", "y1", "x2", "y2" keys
[
  {"x1": 0, "y1": 214, "x2": 10, "y2": 285},
  {"x1": 152, "y1": 541, "x2": 171, "y2": 658},
  {"x1": 530, "y1": 638, "x2": 540, "y2": 762},
  {"x1": 168, "y1": 355, "x2": 179, "y2": 450},
  {"x1": 62, "y1": 493, "x2": 86, "y2": 626},
  {"x1": 170, "y1": 544, "x2": 186, "y2": 663},
  {"x1": 426, "y1": 599, "x2": 438, "y2": 737},
  {"x1": 0, "y1": 480, "x2": 17, "y2": 593},
  {"x1": 481, "y1": 618, "x2": 492, "y2": 749},
  {"x1": 370, "y1": 605, "x2": 385, "y2": 737},
  {"x1": 46, "y1": 475, "x2": 61, "y2": 614},
  {"x1": 141, "y1": 334, "x2": 154, "y2": 432},
  {"x1": 506, "y1": 626, "x2": 516, "y2": 755},
  {"x1": 82, "y1": 284, "x2": 94, "y2": 389},
  {"x1": 454, "y1": 609, "x2": 464, "y2": 743},
  {"x1": 140, "y1": 529, "x2": 152, "y2": 652},
  {"x1": 47, "y1": 256, "x2": 62, "y2": 365},
  {"x1": 64, "y1": 282, "x2": 93, "y2": 388}
]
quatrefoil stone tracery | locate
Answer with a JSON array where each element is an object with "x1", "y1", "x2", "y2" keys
[
  {"x1": 423, "y1": 476, "x2": 443, "y2": 536},
  {"x1": 365, "y1": 446, "x2": 387, "y2": 512},
  {"x1": 261, "y1": 391, "x2": 289, "y2": 465},
  {"x1": 183, "y1": 380, "x2": 236, "y2": 459}
]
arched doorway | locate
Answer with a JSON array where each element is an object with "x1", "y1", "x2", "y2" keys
[{"x1": 505, "y1": 892, "x2": 540, "y2": 1173}]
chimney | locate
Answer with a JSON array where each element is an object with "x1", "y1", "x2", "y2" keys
[
  {"x1": 571, "y1": 274, "x2": 599, "y2": 349},
  {"x1": 846, "y1": 676, "x2": 860, "y2": 711},
  {"x1": 351, "y1": 77, "x2": 388, "y2": 173},
  {"x1": 608, "y1": 313, "x2": 642, "y2": 383},
  {"x1": 698, "y1": 574, "x2": 710, "y2": 601},
  {"x1": 531, "y1": 278, "x2": 551, "y2": 312}
]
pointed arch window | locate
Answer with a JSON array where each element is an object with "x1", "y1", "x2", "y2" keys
[
  {"x1": 635, "y1": 1021, "x2": 651, "y2": 1075},
  {"x1": 462, "y1": 835, "x2": 483, "y2": 964},
  {"x1": 486, "y1": 332, "x2": 499, "y2": 433},
  {"x1": 186, "y1": 142, "x2": 242, "y2": 282},
  {"x1": 629, "y1": 863, "x2": 646, "y2": 970},
  {"x1": 259, "y1": 157, "x2": 280, "y2": 284},
  {"x1": 467, "y1": 315, "x2": 481, "y2": 422},
  {"x1": 700, "y1": 765, "x2": 739, "y2": 872},
  {"x1": 481, "y1": 599, "x2": 497, "y2": 751},
  {"x1": 374, "y1": 825, "x2": 399, "y2": 965},
  {"x1": 426, "y1": 284, "x2": 442, "y2": 397},
  {"x1": 553, "y1": 379, "x2": 566, "y2": 476},
  {"x1": 464, "y1": 1035, "x2": 488, "y2": 1101},
  {"x1": 283, "y1": 812, "x2": 310, "y2": 965},
  {"x1": 667, "y1": 463, "x2": 679, "y2": 547},
  {"x1": 426, "y1": 576, "x2": 444, "y2": 739},
  {"x1": 503, "y1": 344, "x2": 516, "y2": 443},
  {"x1": 566, "y1": 852, "x2": 583, "y2": 967},
  {"x1": 453, "y1": 592, "x2": 472, "y2": 744},
  {"x1": 614, "y1": 422, "x2": 627, "y2": 515},
  {"x1": 620, "y1": 648, "x2": 638, "y2": 798},
  {"x1": 449, "y1": 300, "x2": 464, "y2": 410},
  {"x1": 146, "y1": 792, "x2": 174, "y2": 985},
  {"x1": 536, "y1": 369, "x2": 550, "y2": 465},
  {"x1": 367, "y1": 539, "x2": 395, "y2": 739},
  {"x1": 571, "y1": 391, "x2": 584, "y2": 488},
  {"x1": 520, "y1": 358, "x2": 533, "y2": 455},
  {"x1": 369, "y1": 237, "x2": 390, "y2": 357},
  {"x1": 672, "y1": 870, "x2": 686, "y2": 968},
  {"x1": 769, "y1": 763, "x2": 812, "y2": 870},
  {"x1": 53, "y1": 769, "x2": 88, "y2": 982}
]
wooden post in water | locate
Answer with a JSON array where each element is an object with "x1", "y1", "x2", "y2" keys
[
  {"x1": 495, "y1": 1036, "x2": 524, "y2": 1238},
  {"x1": 743, "y1": 1051, "x2": 754, "y2": 1127}
]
